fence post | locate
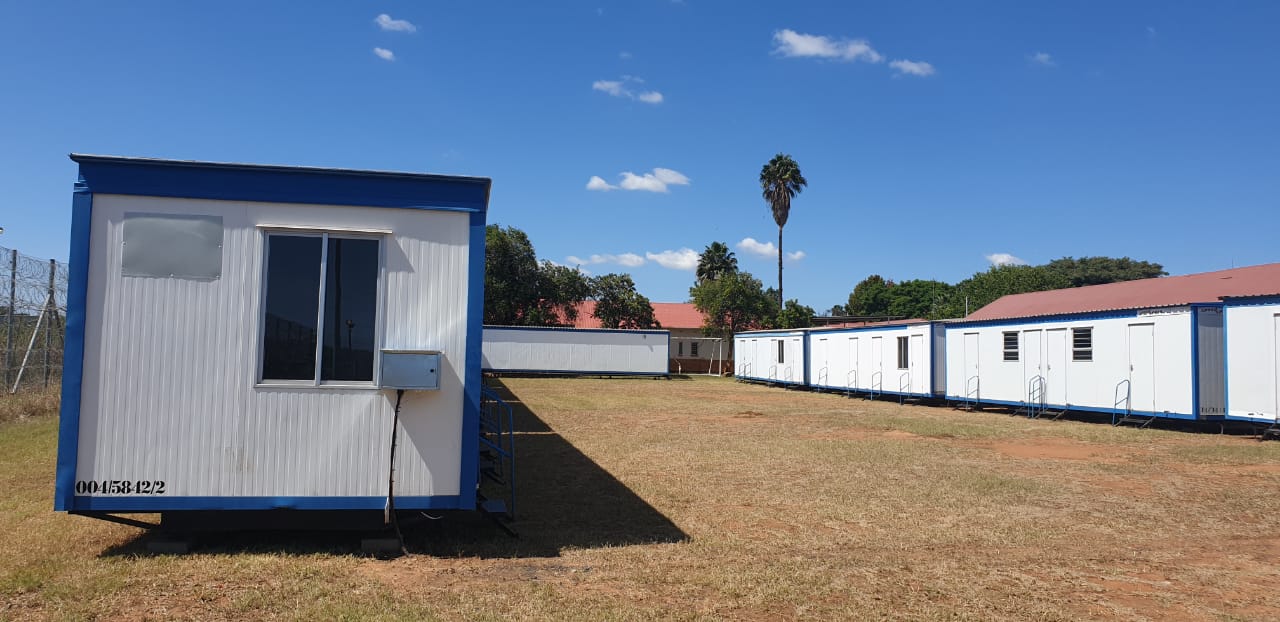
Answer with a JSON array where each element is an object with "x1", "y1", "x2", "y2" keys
[
  {"x1": 5, "y1": 248, "x2": 15, "y2": 388},
  {"x1": 44, "y1": 259, "x2": 56, "y2": 388}
]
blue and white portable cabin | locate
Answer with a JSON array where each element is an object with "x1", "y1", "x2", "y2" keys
[
  {"x1": 806, "y1": 321, "x2": 945, "y2": 398},
  {"x1": 733, "y1": 329, "x2": 807, "y2": 386},
  {"x1": 939, "y1": 269, "x2": 1260, "y2": 420},
  {"x1": 55, "y1": 155, "x2": 493, "y2": 521},
  {"x1": 1223, "y1": 294, "x2": 1280, "y2": 424},
  {"x1": 481, "y1": 325, "x2": 670, "y2": 376}
]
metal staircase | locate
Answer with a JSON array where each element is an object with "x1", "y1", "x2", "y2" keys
[
  {"x1": 1111, "y1": 378, "x2": 1155, "y2": 428},
  {"x1": 866, "y1": 371, "x2": 883, "y2": 400},
  {"x1": 1015, "y1": 375, "x2": 1046, "y2": 419},
  {"x1": 478, "y1": 384, "x2": 516, "y2": 518},
  {"x1": 956, "y1": 375, "x2": 980, "y2": 411},
  {"x1": 845, "y1": 370, "x2": 858, "y2": 398}
]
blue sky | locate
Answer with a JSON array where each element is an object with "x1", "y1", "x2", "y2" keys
[{"x1": 2, "y1": 1, "x2": 1278, "y2": 312}]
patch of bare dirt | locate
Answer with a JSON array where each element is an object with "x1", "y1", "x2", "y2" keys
[{"x1": 980, "y1": 438, "x2": 1127, "y2": 463}]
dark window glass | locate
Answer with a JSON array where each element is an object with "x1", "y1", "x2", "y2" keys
[
  {"x1": 691, "y1": 342, "x2": 699, "y2": 357},
  {"x1": 778, "y1": 340, "x2": 785, "y2": 364},
  {"x1": 897, "y1": 336, "x2": 909, "y2": 369},
  {"x1": 1072, "y1": 327, "x2": 1093, "y2": 361},
  {"x1": 678, "y1": 342, "x2": 684, "y2": 356},
  {"x1": 321, "y1": 238, "x2": 379, "y2": 381},
  {"x1": 1002, "y1": 331, "x2": 1019, "y2": 362},
  {"x1": 262, "y1": 236, "x2": 323, "y2": 380}
]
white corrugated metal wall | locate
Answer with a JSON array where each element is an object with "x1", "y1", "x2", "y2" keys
[
  {"x1": 77, "y1": 194, "x2": 471, "y2": 498},
  {"x1": 1225, "y1": 302, "x2": 1280, "y2": 422},
  {"x1": 481, "y1": 327, "x2": 669, "y2": 375}
]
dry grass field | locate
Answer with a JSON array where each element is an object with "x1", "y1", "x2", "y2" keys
[{"x1": 4, "y1": 377, "x2": 1280, "y2": 620}]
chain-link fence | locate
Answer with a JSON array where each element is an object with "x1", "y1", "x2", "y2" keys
[{"x1": 2, "y1": 245, "x2": 68, "y2": 394}]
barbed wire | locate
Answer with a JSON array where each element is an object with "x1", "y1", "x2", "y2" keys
[{"x1": 2, "y1": 245, "x2": 69, "y2": 393}]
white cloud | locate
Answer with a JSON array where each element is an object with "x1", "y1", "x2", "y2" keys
[
  {"x1": 589, "y1": 168, "x2": 690, "y2": 193},
  {"x1": 619, "y1": 51, "x2": 633, "y2": 60},
  {"x1": 985, "y1": 253, "x2": 1028, "y2": 267},
  {"x1": 646, "y1": 249, "x2": 698, "y2": 271},
  {"x1": 889, "y1": 59, "x2": 935, "y2": 77},
  {"x1": 548, "y1": 259, "x2": 592, "y2": 275},
  {"x1": 571, "y1": 253, "x2": 647, "y2": 267},
  {"x1": 374, "y1": 14, "x2": 416, "y2": 33},
  {"x1": 592, "y1": 75, "x2": 664, "y2": 104},
  {"x1": 736, "y1": 238, "x2": 806, "y2": 262},
  {"x1": 373, "y1": 47, "x2": 395, "y2": 61},
  {"x1": 1146, "y1": 26, "x2": 1157, "y2": 38},
  {"x1": 772, "y1": 29, "x2": 883, "y2": 63},
  {"x1": 1028, "y1": 52, "x2": 1055, "y2": 67}
]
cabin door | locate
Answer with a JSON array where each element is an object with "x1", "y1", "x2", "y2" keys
[
  {"x1": 1044, "y1": 329, "x2": 1069, "y2": 406},
  {"x1": 1127, "y1": 323, "x2": 1156, "y2": 413},
  {"x1": 962, "y1": 332, "x2": 979, "y2": 397},
  {"x1": 848, "y1": 337, "x2": 860, "y2": 389},
  {"x1": 1273, "y1": 315, "x2": 1280, "y2": 420},
  {"x1": 871, "y1": 336, "x2": 884, "y2": 389},
  {"x1": 909, "y1": 334, "x2": 925, "y2": 394},
  {"x1": 1023, "y1": 330, "x2": 1043, "y2": 401},
  {"x1": 814, "y1": 338, "x2": 829, "y2": 386}
]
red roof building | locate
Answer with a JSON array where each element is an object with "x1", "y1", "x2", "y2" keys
[
  {"x1": 966, "y1": 263, "x2": 1280, "y2": 321},
  {"x1": 567, "y1": 301, "x2": 707, "y2": 329}
]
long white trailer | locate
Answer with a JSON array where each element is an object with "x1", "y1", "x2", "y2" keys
[
  {"x1": 734, "y1": 330, "x2": 806, "y2": 386},
  {"x1": 943, "y1": 305, "x2": 1225, "y2": 420},
  {"x1": 806, "y1": 322, "x2": 945, "y2": 397},
  {"x1": 1224, "y1": 296, "x2": 1280, "y2": 423},
  {"x1": 481, "y1": 326, "x2": 669, "y2": 376}
]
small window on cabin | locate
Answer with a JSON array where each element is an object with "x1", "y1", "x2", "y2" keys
[
  {"x1": 896, "y1": 336, "x2": 909, "y2": 369},
  {"x1": 691, "y1": 342, "x2": 699, "y2": 357},
  {"x1": 678, "y1": 341, "x2": 684, "y2": 356},
  {"x1": 777, "y1": 341, "x2": 785, "y2": 364},
  {"x1": 1072, "y1": 327, "x2": 1093, "y2": 361},
  {"x1": 1002, "y1": 331, "x2": 1019, "y2": 361},
  {"x1": 261, "y1": 233, "x2": 380, "y2": 383}
]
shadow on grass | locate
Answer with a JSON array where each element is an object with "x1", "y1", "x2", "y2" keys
[{"x1": 99, "y1": 379, "x2": 688, "y2": 559}]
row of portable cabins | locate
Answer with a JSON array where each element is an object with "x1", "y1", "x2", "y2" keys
[{"x1": 735, "y1": 298, "x2": 1280, "y2": 424}]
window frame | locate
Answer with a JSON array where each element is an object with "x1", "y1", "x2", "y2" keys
[
  {"x1": 777, "y1": 340, "x2": 785, "y2": 364},
  {"x1": 255, "y1": 229, "x2": 387, "y2": 389},
  {"x1": 1002, "y1": 331, "x2": 1019, "y2": 362},
  {"x1": 896, "y1": 336, "x2": 909, "y2": 370},
  {"x1": 691, "y1": 341, "x2": 699, "y2": 357},
  {"x1": 1072, "y1": 327, "x2": 1093, "y2": 362}
]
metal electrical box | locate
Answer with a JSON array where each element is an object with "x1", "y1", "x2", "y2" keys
[{"x1": 380, "y1": 350, "x2": 442, "y2": 390}]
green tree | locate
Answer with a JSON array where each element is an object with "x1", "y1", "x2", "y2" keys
[
  {"x1": 690, "y1": 271, "x2": 774, "y2": 342},
  {"x1": 940, "y1": 265, "x2": 1072, "y2": 318},
  {"x1": 846, "y1": 275, "x2": 895, "y2": 317},
  {"x1": 759, "y1": 153, "x2": 807, "y2": 309},
  {"x1": 1044, "y1": 256, "x2": 1167, "y2": 287},
  {"x1": 826, "y1": 304, "x2": 846, "y2": 316},
  {"x1": 886, "y1": 279, "x2": 954, "y2": 320},
  {"x1": 777, "y1": 299, "x2": 816, "y2": 329},
  {"x1": 696, "y1": 241, "x2": 739, "y2": 284},
  {"x1": 591, "y1": 274, "x2": 660, "y2": 329},
  {"x1": 525, "y1": 261, "x2": 593, "y2": 326},
  {"x1": 484, "y1": 225, "x2": 540, "y2": 325}
]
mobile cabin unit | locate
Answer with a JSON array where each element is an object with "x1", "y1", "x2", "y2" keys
[
  {"x1": 734, "y1": 330, "x2": 806, "y2": 385},
  {"x1": 807, "y1": 321, "x2": 945, "y2": 398},
  {"x1": 1223, "y1": 295, "x2": 1280, "y2": 423},
  {"x1": 55, "y1": 155, "x2": 493, "y2": 521},
  {"x1": 944, "y1": 305, "x2": 1226, "y2": 420},
  {"x1": 481, "y1": 326, "x2": 669, "y2": 376}
]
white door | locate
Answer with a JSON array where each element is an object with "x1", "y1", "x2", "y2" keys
[
  {"x1": 1273, "y1": 315, "x2": 1279, "y2": 421},
  {"x1": 1023, "y1": 329, "x2": 1043, "y2": 401},
  {"x1": 1045, "y1": 329, "x2": 1069, "y2": 405},
  {"x1": 871, "y1": 336, "x2": 883, "y2": 389},
  {"x1": 909, "y1": 334, "x2": 924, "y2": 394},
  {"x1": 963, "y1": 332, "x2": 979, "y2": 397},
  {"x1": 1128, "y1": 323, "x2": 1156, "y2": 413},
  {"x1": 848, "y1": 337, "x2": 860, "y2": 389},
  {"x1": 815, "y1": 338, "x2": 829, "y2": 386}
]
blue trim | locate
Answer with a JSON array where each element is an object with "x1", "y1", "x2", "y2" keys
[
  {"x1": 809, "y1": 382, "x2": 940, "y2": 398},
  {"x1": 459, "y1": 209, "x2": 487, "y2": 510},
  {"x1": 484, "y1": 325, "x2": 669, "y2": 336},
  {"x1": 1221, "y1": 295, "x2": 1280, "y2": 307},
  {"x1": 807, "y1": 322, "x2": 935, "y2": 336},
  {"x1": 943, "y1": 396, "x2": 1210, "y2": 421},
  {"x1": 946, "y1": 309, "x2": 1143, "y2": 329},
  {"x1": 68, "y1": 495, "x2": 464, "y2": 512},
  {"x1": 738, "y1": 375, "x2": 806, "y2": 386},
  {"x1": 54, "y1": 187, "x2": 93, "y2": 512},
  {"x1": 1226, "y1": 414, "x2": 1278, "y2": 423},
  {"x1": 482, "y1": 368, "x2": 668, "y2": 376},
  {"x1": 70, "y1": 154, "x2": 491, "y2": 213}
]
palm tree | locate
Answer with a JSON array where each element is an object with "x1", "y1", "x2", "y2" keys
[
  {"x1": 696, "y1": 241, "x2": 738, "y2": 284},
  {"x1": 759, "y1": 154, "x2": 807, "y2": 308}
]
